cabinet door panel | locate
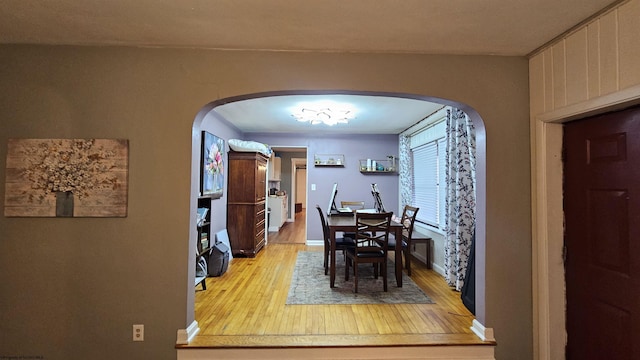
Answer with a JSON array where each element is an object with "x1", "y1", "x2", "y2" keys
[{"x1": 256, "y1": 159, "x2": 267, "y2": 202}]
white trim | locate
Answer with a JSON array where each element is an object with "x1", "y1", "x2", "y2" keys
[
  {"x1": 411, "y1": 244, "x2": 444, "y2": 276},
  {"x1": 409, "y1": 120, "x2": 447, "y2": 149},
  {"x1": 471, "y1": 319, "x2": 495, "y2": 342},
  {"x1": 291, "y1": 157, "x2": 307, "y2": 222},
  {"x1": 532, "y1": 79, "x2": 640, "y2": 360},
  {"x1": 537, "y1": 83, "x2": 640, "y2": 123},
  {"x1": 176, "y1": 320, "x2": 200, "y2": 345},
  {"x1": 306, "y1": 239, "x2": 323, "y2": 246},
  {"x1": 431, "y1": 262, "x2": 445, "y2": 277},
  {"x1": 402, "y1": 106, "x2": 448, "y2": 136},
  {"x1": 415, "y1": 223, "x2": 445, "y2": 236}
]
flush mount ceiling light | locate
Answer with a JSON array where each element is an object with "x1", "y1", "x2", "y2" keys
[{"x1": 290, "y1": 101, "x2": 356, "y2": 126}]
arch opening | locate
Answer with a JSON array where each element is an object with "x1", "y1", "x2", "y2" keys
[{"x1": 185, "y1": 89, "x2": 488, "y2": 339}]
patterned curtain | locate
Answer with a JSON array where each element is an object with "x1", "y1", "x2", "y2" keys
[
  {"x1": 443, "y1": 108, "x2": 476, "y2": 291},
  {"x1": 398, "y1": 134, "x2": 413, "y2": 208}
]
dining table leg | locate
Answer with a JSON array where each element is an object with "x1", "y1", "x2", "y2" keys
[
  {"x1": 394, "y1": 226, "x2": 403, "y2": 287},
  {"x1": 330, "y1": 227, "x2": 336, "y2": 288}
]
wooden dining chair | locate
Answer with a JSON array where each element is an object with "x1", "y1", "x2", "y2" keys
[
  {"x1": 340, "y1": 201, "x2": 367, "y2": 239},
  {"x1": 315, "y1": 205, "x2": 355, "y2": 275},
  {"x1": 345, "y1": 211, "x2": 393, "y2": 293},
  {"x1": 387, "y1": 205, "x2": 419, "y2": 276},
  {"x1": 340, "y1": 201, "x2": 366, "y2": 211}
]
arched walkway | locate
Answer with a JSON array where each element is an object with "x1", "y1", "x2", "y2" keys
[{"x1": 185, "y1": 89, "x2": 488, "y2": 341}]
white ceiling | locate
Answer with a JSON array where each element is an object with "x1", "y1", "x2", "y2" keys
[
  {"x1": 213, "y1": 94, "x2": 445, "y2": 135},
  {"x1": 0, "y1": 0, "x2": 620, "y2": 134}
]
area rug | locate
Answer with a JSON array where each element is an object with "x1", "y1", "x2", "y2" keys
[{"x1": 286, "y1": 251, "x2": 435, "y2": 305}]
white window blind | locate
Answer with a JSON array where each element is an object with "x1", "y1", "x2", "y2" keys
[
  {"x1": 413, "y1": 142, "x2": 438, "y2": 226},
  {"x1": 411, "y1": 120, "x2": 446, "y2": 230},
  {"x1": 412, "y1": 138, "x2": 445, "y2": 228},
  {"x1": 437, "y1": 139, "x2": 446, "y2": 229}
]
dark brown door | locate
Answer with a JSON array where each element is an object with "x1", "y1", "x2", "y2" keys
[{"x1": 564, "y1": 106, "x2": 640, "y2": 359}]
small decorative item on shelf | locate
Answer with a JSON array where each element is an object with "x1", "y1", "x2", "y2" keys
[
  {"x1": 314, "y1": 154, "x2": 345, "y2": 167},
  {"x1": 200, "y1": 232, "x2": 209, "y2": 251},
  {"x1": 196, "y1": 207, "x2": 209, "y2": 226},
  {"x1": 387, "y1": 155, "x2": 396, "y2": 172},
  {"x1": 359, "y1": 156, "x2": 398, "y2": 173}
]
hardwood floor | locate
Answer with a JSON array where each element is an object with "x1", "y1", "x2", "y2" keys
[
  {"x1": 267, "y1": 208, "x2": 306, "y2": 244},
  {"x1": 184, "y1": 207, "x2": 492, "y2": 355}
]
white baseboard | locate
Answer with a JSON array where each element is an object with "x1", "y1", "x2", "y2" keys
[
  {"x1": 431, "y1": 262, "x2": 445, "y2": 276},
  {"x1": 176, "y1": 320, "x2": 200, "y2": 345},
  {"x1": 471, "y1": 319, "x2": 495, "y2": 342},
  {"x1": 410, "y1": 249, "x2": 445, "y2": 276},
  {"x1": 306, "y1": 239, "x2": 323, "y2": 247}
]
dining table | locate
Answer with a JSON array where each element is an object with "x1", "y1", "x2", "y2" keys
[{"x1": 327, "y1": 215, "x2": 404, "y2": 288}]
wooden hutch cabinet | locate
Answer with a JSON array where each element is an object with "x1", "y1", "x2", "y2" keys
[{"x1": 227, "y1": 151, "x2": 269, "y2": 257}]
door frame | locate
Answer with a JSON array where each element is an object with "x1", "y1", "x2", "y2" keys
[
  {"x1": 532, "y1": 84, "x2": 640, "y2": 359},
  {"x1": 290, "y1": 157, "x2": 307, "y2": 222}
]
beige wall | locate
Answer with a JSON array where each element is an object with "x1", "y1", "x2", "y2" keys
[
  {"x1": 0, "y1": 45, "x2": 530, "y2": 359},
  {"x1": 529, "y1": 0, "x2": 640, "y2": 359}
]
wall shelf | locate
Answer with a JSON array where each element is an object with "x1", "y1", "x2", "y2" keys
[
  {"x1": 359, "y1": 156, "x2": 397, "y2": 174},
  {"x1": 360, "y1": 170, "x2": 398, "y2": 174},
  {"x1": 314, "y1": 154, "x2": 344, "y2": 167}
]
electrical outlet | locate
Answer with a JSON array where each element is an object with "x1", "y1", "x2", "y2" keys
[{"x1": 133, "y1": 324, "x2": 144, "y2": 341}]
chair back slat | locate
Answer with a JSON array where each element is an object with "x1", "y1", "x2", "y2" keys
[
  {"x1": 340, "y1": 201, "x2": 366, "y2": 211},
  {"x1": 400, "y1": 205, "x2": 419, "y2": 241},
  {"x1": 355, "y1": 211, "x2": 393, "y2": 251}
]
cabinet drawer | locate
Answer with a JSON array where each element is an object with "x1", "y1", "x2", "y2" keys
[
  {"x1": 256, "y1": 208, "x2": 265, "y2": 223},
  {"x1": 255, "y1": 228, "x2": 265, "y2": 245},
  {"x1": 256, "y1": 218, "x2": 265, "y2": 234}
]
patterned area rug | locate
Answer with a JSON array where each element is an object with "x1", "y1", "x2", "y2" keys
[{"x1": 286, "y1": 251, "x2": 435, "y2": 305}]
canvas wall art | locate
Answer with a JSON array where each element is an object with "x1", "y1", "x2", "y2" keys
[
  {"x1": 4, "y1": 138, "x2": 129, "y2": 217},
  {"x1": 200, "y1": 131, "x2": 225, "y2": 199}
]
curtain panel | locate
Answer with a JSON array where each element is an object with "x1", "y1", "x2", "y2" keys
[
  {"x1": 398, "y1": 134, "x2": 413, "y2": 208},
  {"x1": 443, "y1": 108, "x2": 476, "y2": 291}
]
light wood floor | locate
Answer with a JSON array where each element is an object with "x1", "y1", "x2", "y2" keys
[
  {"x1": 267, "y1": 208, "x2": 307, "y2": 244},
  {"x1": 188, "y1": 208, "x2": 488, "y2": 348}
]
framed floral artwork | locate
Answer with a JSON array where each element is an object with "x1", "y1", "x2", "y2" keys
[
  {"x1": 200, "y1": 131, "x2": 225, "y2": 199},
  {"x1": 4, "y1": 138, "x2": 129, "y2": 217}
]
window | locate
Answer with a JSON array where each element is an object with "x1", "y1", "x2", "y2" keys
[{"x1": 410, "y1": 120, "x2": 446, "y2": 230}]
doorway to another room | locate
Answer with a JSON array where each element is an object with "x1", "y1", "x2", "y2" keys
[{"x1": 268, "y1": 149, "x2": 307, "y2": 244}]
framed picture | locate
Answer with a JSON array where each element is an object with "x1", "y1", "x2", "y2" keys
[
  {"x1": 200, "y1": 131, "x2": 225, "y2": 199},
  {"x1": 4, "y1": 138, "x2": 129, "y2": 217}
]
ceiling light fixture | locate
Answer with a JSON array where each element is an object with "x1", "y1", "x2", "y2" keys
[{"x1": 291, "y1": 101, "x2": 356, "y2": 126}]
